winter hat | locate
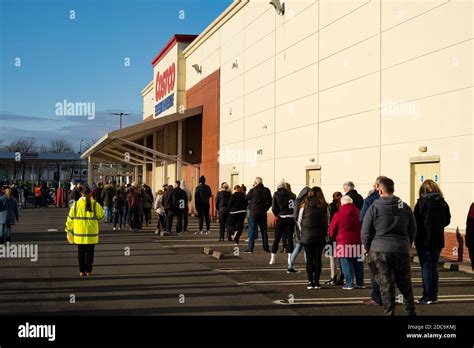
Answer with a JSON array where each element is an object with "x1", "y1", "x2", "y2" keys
[
  {"x1": 199, "y1": 176, "x2": 206, "y2": 184},
  {"x1": 277, "y1": 179, "x2": 286, "y2": 190}
]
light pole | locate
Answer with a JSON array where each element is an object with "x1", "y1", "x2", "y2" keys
[
  {"x1": 110, "y1": 112, "x2": 131, "y2": 129},
  {"x1": 79, "y1": 139, "x2": 84, "y2": 183}
]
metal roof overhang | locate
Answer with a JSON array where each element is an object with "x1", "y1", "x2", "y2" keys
[{"x1": 81, "y1": 106, "x2": 202, "y2": 167}]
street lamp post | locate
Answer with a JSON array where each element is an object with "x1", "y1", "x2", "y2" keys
[
  {"x1": 79, "y1": 139, "x2": 84, "y2": 183},
  {"x1": 110, "y1": 112, "x2": 131, "y2": 129}
]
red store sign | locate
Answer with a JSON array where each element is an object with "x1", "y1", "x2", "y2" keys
[{"x1": 155, "y1": 63, "x2": 176, "y2": 102}]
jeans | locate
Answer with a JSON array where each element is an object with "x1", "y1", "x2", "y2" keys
[
  {"x1": 288, "y1": 242, "x2": 306, "y2": 269},
  {"x1": 303, "y1": 243, "x2": 324, "y2": 284},
  {"x1": 121, "y1": 206, "x2": 128, "y2": 226},
  {"x1": 340, "y1": 257, "x2": 364, "y2": 287},
  {"x1": 166, "y1": 210, "x2": 175, "y2": 232},
  {"x1": 1, "y1": 224, "x2": 12, "y2": 243},
  {"x1": 272, "y1": 217, "x2": 294, "y2": 254},
  {"x1": 416, "y1": 247, "x2": 441, "y2": 300},
  {"x1": 248, "y1": 215, "x2": 269, "y2": 252},
  {"x1": 78, "y1": 244, "x2": 95, "y2": 273},
  {"x1": 104, "y1": 206, "x2": 113, "y2": 223}
]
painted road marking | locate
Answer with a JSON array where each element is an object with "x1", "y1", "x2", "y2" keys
[
  {"x1": 47, "y1": 229, "x2": 58, "y2": 232},
  {"x1": 237, "y1": 277, "x2": 474, "y2": 286},
  {"x1": 215, "y1": 266, "x2": 422, "y2": 273},
  {"x1": 274, "y1": 294, "x2": 474, "y2": 305}
]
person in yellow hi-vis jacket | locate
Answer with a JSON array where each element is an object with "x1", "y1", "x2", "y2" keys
[{"x1": 65, "y1": 187, "x2": 104, "y2": 277}]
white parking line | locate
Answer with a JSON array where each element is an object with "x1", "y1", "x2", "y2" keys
[
  {"x1": 274, "y1": 294, "x2": 474, "y2": 305},
  {"x1": 47, "y1": 229, "x2": 58, "y2": 232},
  {"x1": 237, "y1": 277, "x2": 474, "y2": 286},
  {"x1": 215, "y1": 266, "x2": 422, "y2": 273}
]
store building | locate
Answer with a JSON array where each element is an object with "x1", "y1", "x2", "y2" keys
[{"x1": 83, "y1": 0, "x2": 473, "y2": 261}]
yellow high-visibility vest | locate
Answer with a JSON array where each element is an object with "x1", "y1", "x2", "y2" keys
[{"x1": 65, "y1": 197, "x2": 104, "y2": 244}]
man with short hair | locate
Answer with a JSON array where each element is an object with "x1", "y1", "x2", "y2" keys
[
  {"x1": 171, "y1": 180, "x2": 188, "y2": 233},
  {"x1": 194, "y1": 176, "x2": 212, "y2": 235},
  {"x1": 362, "y1": 176, "x2": 417, "y2": 316},
  {"x1": 361, "y1": 176, "x2": 386, "y2": 306},
  {"x1": 343, "y1": 181, "x2": 364, "y2": 210},
  {"x1": 245, "y1": 177, "x2": 272, "y2": 254}
]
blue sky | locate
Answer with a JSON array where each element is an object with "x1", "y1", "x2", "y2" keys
[{"x1": 0, "y1": 0, "x2": 232, "y2": 151}]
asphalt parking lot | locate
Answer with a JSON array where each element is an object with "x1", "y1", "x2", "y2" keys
[{"x1": 1, "y1": 208, "x2": 474, "y2": 316}]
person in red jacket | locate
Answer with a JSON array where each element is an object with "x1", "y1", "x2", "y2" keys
[{"x1": 329, "y1": 195, "x2": 364, "y2": 290}]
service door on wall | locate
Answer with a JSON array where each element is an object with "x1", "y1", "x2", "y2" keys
[
  {"x1": 410, "y1": 161, "x2": 440, "y2": 207},
  {"x1": 306, "y1": 169, "x2": 321, "y2": 188},
  {"x1": 231, "y1": 173, "x2": 239, "y2": 192}
]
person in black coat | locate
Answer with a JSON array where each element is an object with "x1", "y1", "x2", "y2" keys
[
  {"x1": 164, "y1": 185, "x2": 174, "y2": 232},
  {"x1": 216, "y1": 182, "x2": 232, "y2": 241},
  {"x1": 299, "y1": 186, "x2": 329, "y2": 289},
  {"x1": 414, "y1": 179, "x2": 451, "y2": 304},
  {"x1": 270, "y1": 180, "x2": 296, "y2": 265},
  {"x1": 170, "y1": 180, "x2": 188, "y2": 233},
  {"x1": 227, "y1": 185, "x2": 248, "y2": 245},
  {"x1": 466, "y1": 203, "x2": 474, "y2": 271},
  {"x1": 343, "y1": 181, "x2": 364, "y2": 210},
  {"x1": 194, "y1": 176, "x2": 212, "y2": 234},
  {"x1": 245, "y1": 177, "x2": 272, "y2": 253}
]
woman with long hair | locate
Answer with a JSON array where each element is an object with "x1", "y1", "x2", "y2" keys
[
  {"x1": 414, "y1": 179, "x2": 450, "y2": 304},
  {"x1": 0, "y1": 187, "x2": 19, "y2": 244},
  {"x1": 65, "y1": 187, "x2": 104, "y2": 276},
  {"x1": 299, "y1": 186, "x2": 329, "y2": 289}
]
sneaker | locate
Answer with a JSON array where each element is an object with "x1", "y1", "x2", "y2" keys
[
  {"x1": 307, "y1": 282, "x2": 315, "y2": 290},
  {"x1": 113, "y1": 227, "x2": 116, "y2": 231},
  {"x1": 244, "y1": 249, "x2": 253, "y2": 254},
  {"x1": 86, "y1": 272, "x2": 93, "y2": 277},
  {"x1": 79, "y1": 272, "x2": 86, "y2": 277},
  {"x1": 118, "y1": 227, "x2": 121, "y2": 231},
  {"x1": 313, "y1": 283, "x2": 321, "y2": 289},
  {"x1": 205, "y1": 230, "x2": 210, "y2": 235},
  {"x1": 324, "y1": 279, "x2": 336, "y2": 285},
  {"x1": 342, "y1": 285, "x2": 354, "y2": 290},
  {"x1": 287, "y1": 268, "x2": 299, "y2": 274},
  {"x1": 416, "y1": 297, "x2": 433, "y2": 305}
]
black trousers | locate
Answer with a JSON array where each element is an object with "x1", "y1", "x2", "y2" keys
[
  {"x1": 272, "y1": 217, "x2": 294, "y2": 254},
  {"x1": 303, "y1": 243, "x2": 325, "y2": 284},
  {"x1": 156, "y1": 214, "x2": 165, "y2": 230},
  {"x1": 113, "y1": 210, "x2": 122, "y2": 228},
  {"x1": 197, "y1": 204, "x2": 211, "y2": 232},
  {"x1": 227, "y1": 212, "x2": 246, "y2": 244},
  {"x1": 469, "y1": 248, "x2": 474, "y2": 270},
  {"x1": 78, "y1": 244, "x2": 95, "y2": 273},
  {"x1": 218, "y1": 209, "x2": 230, "y2": 240},
  {"x1": 129, "y1": 208, "x2": 141, "y2": 230},
  {"x1": 144, "y1": 208, "x2": 152, "y2": 225},
  {"x1": 183, "y1": 208, "x2": 189, "y2": 231},
  {"x1": 175, "y1": 210, "x2": 184, "y2": 233},
  {"x1": 166, "y1": 210, "x2": 175, "y2": 232}
]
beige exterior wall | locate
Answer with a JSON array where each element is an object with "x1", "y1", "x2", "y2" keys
[
  {"x1": 141, "y1": 81, "x2": 154, "y2": 119},
  {"x1": 183, "y1": 0, "x2": 474, "y2": 230}
]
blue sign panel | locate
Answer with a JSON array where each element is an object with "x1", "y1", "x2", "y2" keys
[{"x1": 155, "y1": 93, "x2": 174, "y2": 117}]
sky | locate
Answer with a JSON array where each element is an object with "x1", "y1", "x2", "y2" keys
[{"x1": 0, "y1": 0, "x2": 232, "y2": 152}]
